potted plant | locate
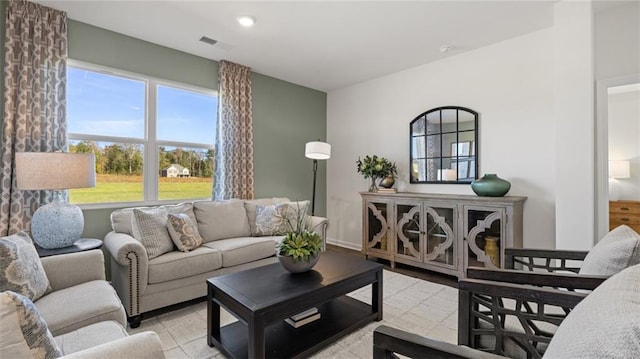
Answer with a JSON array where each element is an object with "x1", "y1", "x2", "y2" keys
[
  {"x1": 276, "y1": 203, "x2": 323, "y2": 273},
  {"x1": 356, "y1": 155, "x2": 397, "y2": 191}
]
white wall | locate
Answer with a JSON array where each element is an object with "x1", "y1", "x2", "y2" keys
[{"x1": 327, "y1": 27, "x2": 557, "y2": 250}]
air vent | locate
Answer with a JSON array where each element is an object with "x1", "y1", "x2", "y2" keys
[{"x1": 199, "y1": 36, "x2": 218, "y2": 46}]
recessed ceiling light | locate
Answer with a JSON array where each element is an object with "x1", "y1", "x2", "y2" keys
[{"x1": 237, "y1": 15, "x2": 255, "y2": 27}]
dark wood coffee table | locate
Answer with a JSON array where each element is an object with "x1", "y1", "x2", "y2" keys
[{"x1": 207, "y1": 252, "x2": 383, "y2": 359}]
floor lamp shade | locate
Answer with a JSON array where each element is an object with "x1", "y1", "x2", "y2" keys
[
  {"x1": 305, "y1": 141, "x2": 331, "y2": 216},
  {"x1": 16, "y1": 152, "x2": 96, "y2": 249}
]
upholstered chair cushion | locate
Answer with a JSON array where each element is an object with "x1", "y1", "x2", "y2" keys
[
  {"x1": 167, "y1": 213, "x2": 203, "y2": 252},
  {"x1": 255, "y1": 203, "x2": 289, "y2": 236},
  {"x1": 131, "y1": 208, "x2": 174, "y2": 259},
  {"x1": 544, "y1": 264, "x2": 640, "y2": 358},
  {"x1": 579, "y1": 225, "x2": 640, "y2": 276},
  {"x1": 0, "y1": 232, "x2": 51, "y2": 301},
  {"x1": 193, "y1": 199, "x2": 251, "y2": 242},
  {"x1": 0, "y1": 290, "x2": 62, "y2": 359}
]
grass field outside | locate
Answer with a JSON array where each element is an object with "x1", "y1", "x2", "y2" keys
[{"x1": 70, "y1": 174, "x2": 213, "y2": 204}]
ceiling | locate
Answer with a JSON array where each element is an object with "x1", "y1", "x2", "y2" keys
[{"x1": 34, "y1": 1, "x2": 566, "y2": 91}]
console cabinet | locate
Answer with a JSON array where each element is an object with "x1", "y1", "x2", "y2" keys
[{"x1": 361, "y1": 192, "x2": 526, "y2": 278}]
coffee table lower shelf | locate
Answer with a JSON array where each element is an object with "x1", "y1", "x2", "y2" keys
[{"x1": 210, "y1": 295, "x2": 377, "y2": 359}]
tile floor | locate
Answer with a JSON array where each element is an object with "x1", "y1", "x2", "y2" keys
[{"x1": 127, "y1": 270, "x2": 458, "y2": 358}]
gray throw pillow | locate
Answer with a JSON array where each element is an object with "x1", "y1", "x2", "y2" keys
[
  {"x1": 579, "y1": 225, "x2": 640, "y2": 276},
  {"x1": 544, "y1": 264, "x2": 640, "y2": 358},
  {"x1": 0, "y1": 290, "x2": 62, "y2": 358},
  {"x1": 0, "y1": 232, "x2": 51, "y2": 301},
  {"x1": 255, "y1": 203, "x2": 289, "y2": 236},
  {"x1": 167, "y1": 213, "x2": 203, "y2": 252},
  {"x1": 131, "y1": 208, "x2": 174, "y2": 259}
]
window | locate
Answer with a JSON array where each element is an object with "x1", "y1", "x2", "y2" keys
[{"x1": 67, "y1": 62, "x2": 217, "y2": 205}]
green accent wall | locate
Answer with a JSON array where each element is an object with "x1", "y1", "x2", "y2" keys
[{"x1": 66, "y1": 21, "x2": 327, "y2": 240}]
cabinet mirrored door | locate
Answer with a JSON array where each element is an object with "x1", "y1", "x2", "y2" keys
[
  {"x1": 464, "y1": 207, "x2": 505, "y2": 269},
  {"x1": 395, "y1": 202, "x2": 422, "y2": 262},
  {"x1": 424, "y1": 205, "x2": 456, "y2": 269},
  {"x1": 365, "y1": 200, "x2": 391, "y2": 254}
]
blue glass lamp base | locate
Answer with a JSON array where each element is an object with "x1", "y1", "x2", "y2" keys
[{"x1": 31, "y1": 200, "x2": 84, "y2": 249}]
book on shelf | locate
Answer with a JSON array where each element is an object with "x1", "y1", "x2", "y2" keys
[
  {"x1": 377, "y1": 188, "x2": 397, "y2": 193},
  {"x1": 289, "y1": 307, "x2": 318, "y2": 321},
  {"x1": 285, "y1": 312, "x2": 321, "y2": 328}
]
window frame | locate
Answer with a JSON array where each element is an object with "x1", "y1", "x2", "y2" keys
[{"x1": 67, "y1": 60, "x2": 217, "y2": 209}]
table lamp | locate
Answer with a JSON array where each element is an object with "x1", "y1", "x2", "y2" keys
[
  {"x1": 305, "y1": 141, "x2": 331, "y2": 216},
  {"x1": 16, "y1": 152, "x2": 96, "y2": 249}
]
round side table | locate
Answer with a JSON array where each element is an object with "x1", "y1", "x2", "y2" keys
[{"x1": 34, "y1": 238, "x2": 103, "y2": 258}]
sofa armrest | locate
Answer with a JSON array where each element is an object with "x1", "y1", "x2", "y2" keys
[
  {"x1": 61, "y1": 331, "x2": 165, "y2": 359},
  {"x1": 373, "y1": 325, "x2": 505, "y2": 359},
  {"x1": 309, "y1": 216, "x2": 329, "y2": 250},
  {"x1": 41, "y1": 250, "x2": 106, "y2": 292},
  {"x1": 104, "y1": 231, "x2": 149, "y2": 317}
]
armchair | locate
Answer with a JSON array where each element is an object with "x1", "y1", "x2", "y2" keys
[{"x1": 374, "y1": 264, "x2": 640, "y2": 359}]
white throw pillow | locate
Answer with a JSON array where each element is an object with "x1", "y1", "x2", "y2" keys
[
  {"x1": 276, "y1": 200, "x2": 311, "y2": 233},
  {"x1": 0, "y1": 232, "x2": 51, "y2": 301},
  {"x1": 167, "y1": 213, "x2": 203, "y2": 252},
  {"x1": 131, "y1": 207, "x2": 174, "y2": 259},
  {"x1": 579, "y1": 225, "x2": 640, "y2": 276},
  {"x1": 255, "y1": 203, "x2": 289, "y2": 236},
  {"x1": 0, "y1": 291, "x2": 61, "y2": 358},
  {"x1": 244, "y1": 198, "x2": 289, "y2": 236},
  {"x1": 544, "y1": 264, "x2": 640, "y2": 358}
]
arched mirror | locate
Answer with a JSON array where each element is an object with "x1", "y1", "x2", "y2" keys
[{"x1": 410, "y1": 106, "x2": 478, "y2": 184}]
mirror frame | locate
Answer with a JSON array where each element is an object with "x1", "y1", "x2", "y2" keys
[
  {"x1": 409, "y1": 106, "x2": 479, "y2": 184},
  {"x1": 595, "y1": 74, "x2": 640, "y2": 241}
]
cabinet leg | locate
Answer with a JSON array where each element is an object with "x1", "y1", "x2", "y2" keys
[{"x1": 391, "y1": 261, "x2": 396, "y2": 269}]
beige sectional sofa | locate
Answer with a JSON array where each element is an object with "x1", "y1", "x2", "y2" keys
[{"x1": 104, "y1": 198, "x2": 328, "y2": 327}]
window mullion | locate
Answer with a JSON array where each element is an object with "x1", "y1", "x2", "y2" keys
[{"x1": 146, "y1": 81, "x2": 158, "y2": 201}]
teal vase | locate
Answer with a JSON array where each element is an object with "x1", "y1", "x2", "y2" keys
[{"x1": 471, "y1": 174, "x2": 511, "y2": 197}]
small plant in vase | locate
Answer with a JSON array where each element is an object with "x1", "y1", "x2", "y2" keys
[
  {"x1": 356, "y1": 155, "x2": 397, "y2": 191},
  {"x1": 276, "y1": 203, "x2": 323, "y2": 273}
]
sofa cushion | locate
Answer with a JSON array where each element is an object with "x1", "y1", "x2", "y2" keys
[
  {"x1": 132, "y1": 208, "x2": 175, "y2": 259},
  {"x1": 276, "y1": 200, "x2": 311, "y2": 233},
  {"x1": 544, "y1": 264, "x2": 640, "y2": 358},
  {"x1": 167, "y1": 213, "x2": 203, "y2": 252},
  {"x1": 255, "y1": 203, "x2": 289, "y2": 236},
  {"x1": 244, "y1": 198, "x2": 289, "y2": 236},
  {"x1": 193, "y1": 199, "x2": 251, "y2": 242},
  {"x1": 111, "y1": 203, "x2": 197, "y2": 235},
  {"x1": 147, "y1": 247, "x2": 222, "y2": 284},
  {"x1": 0, "y1": 291, "x2": 61, "y2": 359},
  {"x1": 54, "y1": 320, "x2": 128, "y2": 355},
  {"x1": 579, "y1": 225, "x2": 640, "y2": 276},
  {"x1": 203, "y1": 237, "x2": 280, "y2": 267},
  {"x1": 0, "y1": 231, "x2": 51, "y2": 301},
  {"x1": 35, "y1": 280, "x2": 126, "y2": 336}
]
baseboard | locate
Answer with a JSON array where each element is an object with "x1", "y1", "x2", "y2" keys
[{"x1": 326, "y1": 237, "x2": 361, "y2": 251}]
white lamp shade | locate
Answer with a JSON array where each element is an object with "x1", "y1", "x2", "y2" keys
[
  {"x1": 609, "y1": 160, "x2": 630, "y2": 179},
  {"x1": 16, "y1": 152, "x2": 96, "y2": 190},
  {"x1": 305, "y1": 141, "x2": 331, "y2": 160}
]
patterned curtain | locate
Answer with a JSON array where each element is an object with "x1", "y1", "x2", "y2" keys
[
  {"x1": 0, "y1": 1, "x2": 68, "y2": 236},
  {"x1": 213, "y1": 60, "x2": 255, "y2": 200}
]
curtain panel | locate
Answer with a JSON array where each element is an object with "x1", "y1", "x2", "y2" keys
[
  {"x1": 0, "y1": 0, "x2": 68, "y2": 236},
  {"x1": 213, "y1": 60, "x2": 255, "y2": 200}
]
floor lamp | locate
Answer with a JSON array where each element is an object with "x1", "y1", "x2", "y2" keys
[{"x1": 305, "y1": 141, "x2": 331, "y2": 216}]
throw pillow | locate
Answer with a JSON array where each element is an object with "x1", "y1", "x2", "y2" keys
[
  {"x1": 255, "y1": 203, "x2": 289, "y2": 236},
  {"x1": 544, "y1": 264, "x2": 640, "y2": 358},
  {"x1": 278, "y1": 200, "x2": 311, "y2": 233},
  {"x1": 579, "y1": 225, "x2": 640, "y2": 276},
  {"x1": 0, "y1": 232, "x2": 51, "y2": 301},
  {"x1": 131, "y1": 208, "x2": 174, "y2": 259},
  {"x1": 167, "y1": 213, "x2": 203, "y2": 252},
  {"x1": 0, "y1": 291, "x2": 62, "y2": 359}
]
